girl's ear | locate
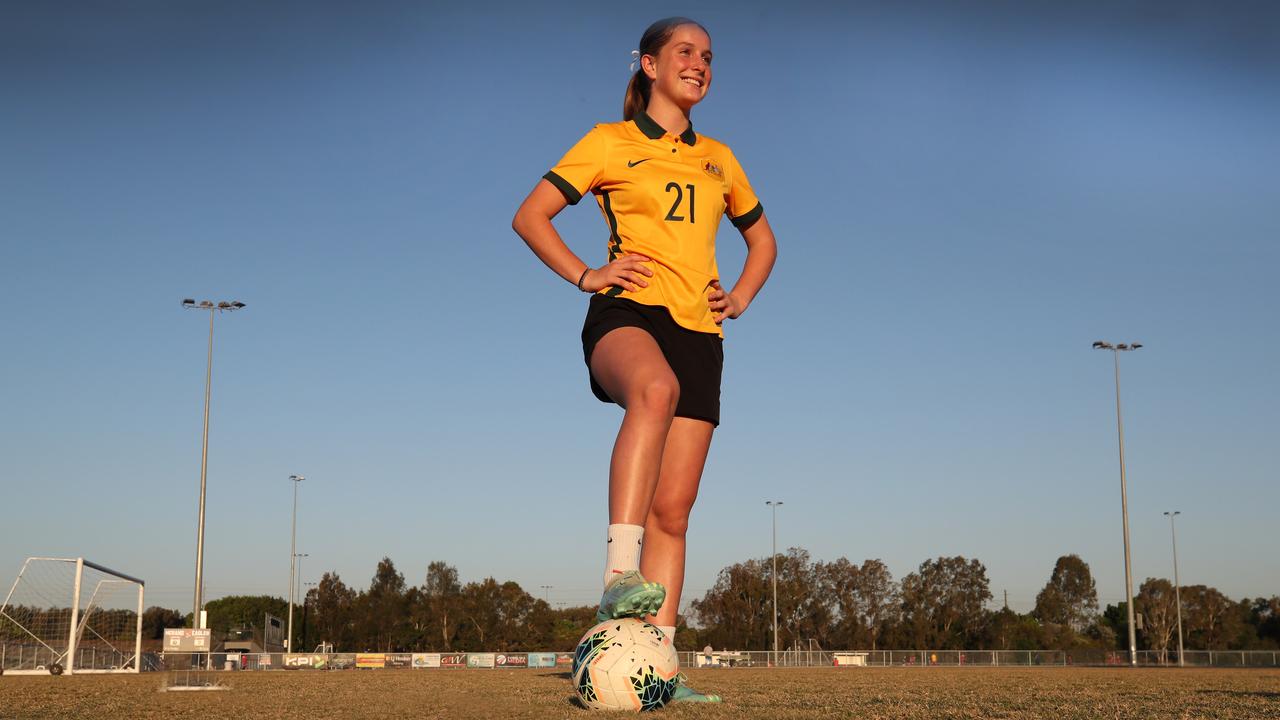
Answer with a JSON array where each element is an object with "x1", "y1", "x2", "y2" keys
[{"x1": 642, "y1": 54, "x2": 658, "y2": 81}]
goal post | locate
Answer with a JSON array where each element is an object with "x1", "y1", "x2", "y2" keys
[{"x1": 0, "y1": 557, "x2": 145, "y2": 675}]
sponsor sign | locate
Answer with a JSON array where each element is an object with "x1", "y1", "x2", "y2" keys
[
  {"x1": 527, "y1": 653, "x2": 556, "y2": 668},
  {"x1": 386, "y1": 653, "x2": 412, "y2": 668},
  {"x1": 440, "y1": 654, "x2": 467, "y2": 668},
  {"x1": 412, "y1": 653, "x2": 441, "y2": 668},
  {"x1": 496, "y1": 653, "x2": 528, "y2": 668},
  {"x1": 555, "y1": 653, "x2": 574, "y2": 666},
  {"x1": 163, "y1": 628, "x2": 211, "y2": 652},
  {"x1": 259, "y1": 653, "x2": 273, "y2": 667},
  {"x1": 356, "y1": 653, "x2": 387, "y2": 669},
  {"x1": 330, "y1": 653, "x2": 356, "y2": 670},
  {"x1": 284, "y1": 654, "x2": 328, "y2": 669},
  {"x1": 466, "y1": 653, "x2": 496, "y2": 669}
]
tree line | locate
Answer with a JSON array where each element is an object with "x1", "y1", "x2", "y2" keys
[{"x1": 127, "y1": 551, "x2": 1279, "y2": 654}]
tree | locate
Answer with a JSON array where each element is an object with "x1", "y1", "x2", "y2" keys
[
  {"x1": 309, "y1": 572, "x2": 356, "y2": 650},
  {"x1": 203, "y1": 595, "x2": 288, "y2": 637},
  {"x1": 141, "y1": 607, "x2": 186, "y2": 640},
  {"x1": 1101, "y1": 601, "x2": 1131, "y2": 651},
  {"x1": 982, "y1": 607, "x2": 1046, "y2": 651},
  {"x1": 1135, "y1": 578, "x2": 1177, "y2": 662},
  {"x1": 818, "y1": 558, "x2": 897, "y2": 650},
  {"x1": 419, "y1": 561, "x2": 462, "y2": 650},
  {"x1": 1180, "y1": 585, "x2": 1244, "y2": 650},
  {"x1": 774, "y1": 548, "x2": 832, "y2": 650},
  {"x1": 690, "y1": 558, "x2": 771, "y2": 650},
  {"x1": 899, "y1": 556, "x2": 992, "y2": 649},
  {"x1": 1033, "y1": 555, "x2": 1098, "y2": 634},
  {"x1": 357, "y1": 557, "x2": 408, "y2": 651},
  {"x1": 1248, "y1": 596, "x2": 1280, "y2": 648},
  {"x1": 454, "y1": 578, "x2": 552, "y2": 651}
]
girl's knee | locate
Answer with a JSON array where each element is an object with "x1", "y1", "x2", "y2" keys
[
  {"x1": 648, "y1": 499, "x2": 692, "y2": 537},
  {"x1": 632, "y1": 375, "x2": 680, "y2": 416}
]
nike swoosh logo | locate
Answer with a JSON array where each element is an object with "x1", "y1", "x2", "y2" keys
[{"x1": 627, "y1": 159, "x2": 653, "y2": 168}]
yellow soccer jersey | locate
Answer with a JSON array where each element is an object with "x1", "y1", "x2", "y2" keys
[{"x1": 544, "y1": 111, "x2": 763, "y2": 336}]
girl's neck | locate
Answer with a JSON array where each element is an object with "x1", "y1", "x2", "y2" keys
[{"x1": 643, "y1": 97, "x2": 691, "y2": 137}]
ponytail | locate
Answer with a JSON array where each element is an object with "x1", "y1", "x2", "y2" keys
[
  {"x1": 621, "y1": 17, "x2": 708, "y2": 121},
  {"x1": 623, "y1": 71, "x2": 650, "y2": 121}
]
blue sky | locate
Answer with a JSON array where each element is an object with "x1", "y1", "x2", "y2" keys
[{"x1": 2, "y1": 1, "x2": 1277, "y2": 617}]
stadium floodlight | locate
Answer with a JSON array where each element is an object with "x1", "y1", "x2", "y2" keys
[
  {"x1": 1093, "y1": 340, "x2": 1142, "y2": 666},
  {"x1": 766, "y1": 500, "x2": 783, "y2": 668},
  {"x1": 1164, "y1": 511, "x2": 1184, "y2": 667},
  {"x1": 288, "y1": 475, "x2": 305, "y2": 652},
  {"x1": 183, "y1": 297, "x2": 245, "y2": 628}
]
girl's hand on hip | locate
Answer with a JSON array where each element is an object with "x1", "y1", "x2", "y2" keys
[
  {"x1": 581, "y1": 254, "x2": 653, "y2": 293},
  {"x1": 708, "y1": 280, "x2": 745, "y2": 325}
]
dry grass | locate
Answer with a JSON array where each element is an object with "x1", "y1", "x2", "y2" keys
[{"x1": 1, "y1": 667, "x2": 1277, "y2": 719}]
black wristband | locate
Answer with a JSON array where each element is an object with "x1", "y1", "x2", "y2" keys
[{"x1": 576, "y1": 268, "x2": 591, "y2": 292}]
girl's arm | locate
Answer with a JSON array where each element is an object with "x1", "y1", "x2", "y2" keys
[
  {"x1": 512, "y1": 180, "x2": 653, "y2": 293},
  {"x1": 709, "y1": 213, "x2": 777, "y2": 324}
]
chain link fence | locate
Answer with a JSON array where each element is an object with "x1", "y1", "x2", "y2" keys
[{"x1": 97, "y1": 646, "x2": 1280, "y2": 674}]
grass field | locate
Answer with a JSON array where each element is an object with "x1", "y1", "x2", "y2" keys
[{"x1": 2, "y1": 667, "x2": 1278, "y2": 719}]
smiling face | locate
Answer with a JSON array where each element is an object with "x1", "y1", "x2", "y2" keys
[{"x1": 642, "y1": 24, "x2": 713, "y2": 112}]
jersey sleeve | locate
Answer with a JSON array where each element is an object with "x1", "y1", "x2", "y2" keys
[
  {"x1": 724, "y1": 149, "x2": 764, "y2": 230},
  {"x1": 543, "y1": 126, "x2": 608, "y2": 206}
]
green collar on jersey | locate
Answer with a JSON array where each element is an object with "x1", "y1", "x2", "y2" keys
[{"x1": 633, "y1": 111, "x2": 697, "y2": 146}]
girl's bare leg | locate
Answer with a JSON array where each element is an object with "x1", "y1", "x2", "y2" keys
[
  {"x1": 589, "y1": 327, "x2": 681, "y2": 526},
  {"x1": 640, "y1": 416, "x2": 714, "y2": 627}
]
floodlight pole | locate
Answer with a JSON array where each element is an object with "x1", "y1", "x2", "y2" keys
[
  {"x1": 287, "y1": 475, "x2": 304, "y2": 652},
  {"x1": 1165, "y1": 511, "x2": 1184, "y2": 667},
  {"x1": 183, "y1": 298, "x2": 245, "y2": 628},
  {"x1": 766, "y1": 500, "x2": 783, "y2": 668},
  {"x1": 1093, "y1": 340, "x2": 1142, "y2": 666}
]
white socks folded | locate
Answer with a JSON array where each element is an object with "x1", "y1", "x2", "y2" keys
[{"x1": 604, "y1": 523, "x2": 645, "y2": 588}]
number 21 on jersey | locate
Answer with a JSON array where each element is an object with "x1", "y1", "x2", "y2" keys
[{"x1": 664, "y1": 182, "x2": 695, "y2": 223}]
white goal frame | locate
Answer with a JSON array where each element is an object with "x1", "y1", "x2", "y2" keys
[{"x1": 0, "y1": 557, "x2": 144, "y2": 675}]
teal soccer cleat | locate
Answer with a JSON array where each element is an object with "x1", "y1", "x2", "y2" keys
[
  {"x1": 595, "y1": 570, "x2": 666, "y2": 623},
  {"x1": 670, "y1": 672, "x2": 723, "y2": 703}
]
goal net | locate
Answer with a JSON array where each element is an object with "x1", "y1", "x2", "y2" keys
[{"x1": 0, "y1": 557, "x2": 144, "y2": 675}]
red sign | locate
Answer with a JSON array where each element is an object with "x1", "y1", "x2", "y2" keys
[
  {"x1": 555, "y1": 653, "x2": 574, "y2": 666},
  {"x1": 440, "y1": 654, "x2": 467, "y2": 668},
  {"x1": 496, "y1": 653, "x2": 528, "y2": 667}
]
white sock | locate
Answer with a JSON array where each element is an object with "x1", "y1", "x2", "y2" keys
[
  {"x1": 658, "y1": 625, "x2": 677, "y2": 648},
  {"x1": 604, "y1": 523, "x2": 644, "y2": 587}
]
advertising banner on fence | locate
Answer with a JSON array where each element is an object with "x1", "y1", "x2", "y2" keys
[
  {"x1": 466, "y1": 653, "x2": 496, "y2": 669},
  {"x1": 284, "y1": 654, "x2": 328, "y2": 669},
  {"x1": 440, "y1": 654, "x2": 467, "y2": 668},
  {"x1": 386, "y1": 653, "x2": 412, "y2": 668},
  {"x1": 356, "y1": 653, "x2": 387, "y2": 669},
  {"x1": 331, "y1": 653, "x2": 356, "y2": 670},
  {"x1": 527, "y1": 653, "x2": 556, "y2": 668},
  {"x1": 556, "y1": 653, "x2": 574, "y2": 666},
  {"x1": 259, "y1": 653, "x2": 274, "y2": 668},
  {"x1": 496, "y1": 653, "x2": 528, "y2": 667},
  {"x1": 413, "y1": 653, "x2": 441, "y2": 668}
]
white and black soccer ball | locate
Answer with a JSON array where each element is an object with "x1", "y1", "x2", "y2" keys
[{"x1": 571, "y1": 618, "x2": 679, "y2": 711}]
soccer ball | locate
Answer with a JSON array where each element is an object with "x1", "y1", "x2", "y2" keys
[{"x1": 571, "y1": 618, "x2": 679, "y2": 711}]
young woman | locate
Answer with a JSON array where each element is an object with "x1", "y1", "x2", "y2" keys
[{"x1": 513, "y1": 17, "x2": 776, "y2": 702}]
